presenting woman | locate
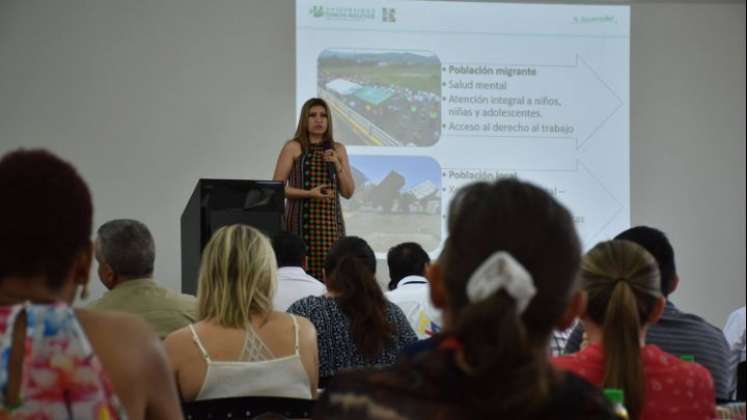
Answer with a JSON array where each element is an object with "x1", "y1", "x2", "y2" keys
[{"x1": 273, "y1": 98, "x2": 355, "y2": 280}]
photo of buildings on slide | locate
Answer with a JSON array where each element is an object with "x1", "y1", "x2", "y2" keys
[
  {"x1": 318, "y1": 49, "x2": 441, "y2": 147},
  {"x1": 343, "y1": 155, "x2": 442, "y2": 254}
]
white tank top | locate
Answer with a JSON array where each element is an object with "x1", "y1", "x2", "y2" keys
[{"x1": 189, "y1": 314, "x2": 312, "y2": 400}]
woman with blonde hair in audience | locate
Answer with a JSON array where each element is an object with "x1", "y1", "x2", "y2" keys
[
  {"x1": 0, "y1": 149, "x2": 182, "y2": 419},
  {"x1": 164, "y1": 224, "x2": 319, "y2": 401},
  {"x1": 313, "y1": 179, "x2": 616, "y2": 419},
  {"x1": 288, "y1": 236, "x2": 417, "y2": 386},
  {"x1": 554, "y1": 240, "x2": 716, "y2": 420}
]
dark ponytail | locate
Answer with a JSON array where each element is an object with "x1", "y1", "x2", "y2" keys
[
  {"x1": 438, "y1": 179, "x2": 582, "y2": 418},
  {"x1": 326, "y1": 237, "x2": 394, "y2": 360},
  {"x1": 454, "y1": 291, "x2": 549, "y2": 417}
]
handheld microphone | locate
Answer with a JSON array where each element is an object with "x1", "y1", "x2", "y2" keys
[{"x1": 322, "y1": 140, "x2": 337, "y2": 187}]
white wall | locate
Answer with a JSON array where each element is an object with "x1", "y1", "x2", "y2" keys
[
  {"x1": 0, "y1": 0, "x2": 296, "y2": 302},
  {"x1": 0, "y1": 0, "x2": 744, "y2": 327},
  {"x1": 630, "y1": 2, "x2": 746, "y2": 325}
]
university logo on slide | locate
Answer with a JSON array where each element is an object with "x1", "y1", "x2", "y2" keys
[
  {"x1": 382, "y1": 7, "x2": 396, "y2": 23},
  {"x1": 309, "y1": 5, "x2": 324, "y2": 18},
  {"x1": 308, "y1": 5, "x2": 376, "y2": 22}
]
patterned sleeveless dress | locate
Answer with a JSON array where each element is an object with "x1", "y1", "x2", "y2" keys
[
  {"x1": 0, "y1": 302, "x2": 127, "y2": 419},
  {"x1": 285, "y1": 142, "x2": 345, "y2": 280}
]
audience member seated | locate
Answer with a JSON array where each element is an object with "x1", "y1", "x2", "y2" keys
[
  {"x1": 385, "y1": 242, "x2": 442, "y2": 339},
  {"x1": 554, "y1": 239, "x2": 716, "y2": 420},
  {"x1": 564, "y1": 226, "x2": 732, "y2": 400},
  {"x1": 313, "y1": 179, "x2": 616, "y2": 419},
  {"x1": 724, "y1": 306, "x2": 746, "y2": 398},
  {"x1": 550, "y1": 322, "x2": 578, "y2": 356},
  {"x1": 87, "y1": 219, "x2": 196, "y2": 338},
  {"x1": 0, "y1": 149, "x2": 181, "y2": 419},
  {"x1": 164, "y1": 225, "x2": 318, "y2": 401},
  {"x1": 271, "y1": 232, "x2": 326, "y2": 311},
  {"x1": 288, "y1": 236, "x2": 417, "y2": 385}
]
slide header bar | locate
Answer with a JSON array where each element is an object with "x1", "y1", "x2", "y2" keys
[{"x1": 298, "y1": 0, "x2": 630, "y2": 38}]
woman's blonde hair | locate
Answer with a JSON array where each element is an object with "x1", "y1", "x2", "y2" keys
[
  {"x1": 582, "y1": 239, "x2": 661, "y2": 420},
  {"x1": 196, "y1": 224, "x2": 277, "y2": 328}
]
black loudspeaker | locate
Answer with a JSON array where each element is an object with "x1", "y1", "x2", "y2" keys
[{"x1": 181, "y1": 179, "x2": 284, "y2": 295}]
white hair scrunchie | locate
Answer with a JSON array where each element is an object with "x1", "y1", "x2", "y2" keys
[{"x1": 465, "y1": 251, "x2": 536, "y2": 314}]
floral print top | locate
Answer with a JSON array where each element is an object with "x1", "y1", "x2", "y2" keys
[
  {"x1": 0, "y1": 302, "x2": 127, "y2": 419},
  {"x1": 554, "y1": 342, "x2": 716, "y2": 420}
]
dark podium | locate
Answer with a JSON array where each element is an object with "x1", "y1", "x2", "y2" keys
[{"x1": 181, "y1": 179, "x2": 284, "y2": 295}]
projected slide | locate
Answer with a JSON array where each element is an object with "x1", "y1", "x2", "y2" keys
[
  {"x1": 319, "y1": 49, "x2": 442, "y2": 147},
  {"x1": 343, "y1": 155, "x2": 442, "y2": 252},
  {"x1": 297, "y1": 1, "x2": 630, "y2": 255}
]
